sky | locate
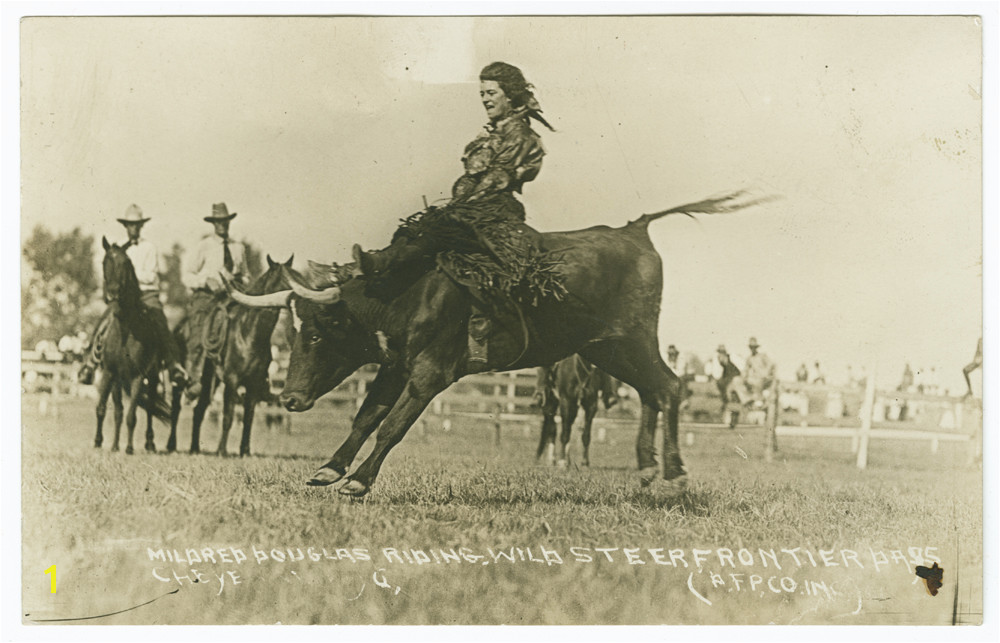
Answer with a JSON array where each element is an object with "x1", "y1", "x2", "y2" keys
[{"x1": 18, "y1": 14, "x2": 987, "y2": 393}]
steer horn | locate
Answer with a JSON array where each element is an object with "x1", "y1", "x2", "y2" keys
[
  {"x1": 223, "y1": 275, "x2": 293, "y2": 308},
  {"x1": 285, "y1": 269, "x2": 342, "y2": 304}
]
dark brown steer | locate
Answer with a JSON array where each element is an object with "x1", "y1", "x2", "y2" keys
[{"x1": 230, "y1": 192, "x2": 767, "y2": 496}]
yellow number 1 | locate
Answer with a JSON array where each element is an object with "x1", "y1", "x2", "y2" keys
[{"x1": 44, "y1": 565, "x2": 56, "y2": 593}]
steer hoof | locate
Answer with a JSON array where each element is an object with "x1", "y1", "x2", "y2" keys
[
  {"x1": 338, "y1": 480, "x2": 370, "y2": 497},
  {"x1": 307, "y1": 467, "x2": 345, "y2": 487},
  {"x1": 639, "y1": 466, "x2": 659, "y2": 488}
]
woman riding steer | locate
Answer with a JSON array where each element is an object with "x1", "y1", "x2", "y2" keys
[{"x1": 353, "y1": 61, "x2": 554, "y2": 287}]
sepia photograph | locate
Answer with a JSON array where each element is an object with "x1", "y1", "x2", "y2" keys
[{"x1": 8, "y1": 3, "x2": 996, "y2": 634}]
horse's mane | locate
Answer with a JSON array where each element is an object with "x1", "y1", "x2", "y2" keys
[{"x1": 106, "y1": 244, "x2": 143, "y2": 306}]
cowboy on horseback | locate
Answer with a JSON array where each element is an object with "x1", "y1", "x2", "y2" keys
[
  {"x1": 180, "y1": 202, "x2": 248, "y2": 400},
  {"x1": 352, "y1": 61, "x2": 554, "y2": 288},
  {"x1": 78, "y1": 204, "x2": 187, "y2": 387}
]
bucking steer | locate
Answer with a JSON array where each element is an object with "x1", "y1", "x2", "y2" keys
[{"x1": 229, "y1": 191, "x2": 769, "y2": 497}]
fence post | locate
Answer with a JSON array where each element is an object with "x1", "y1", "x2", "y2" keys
[
  {"x1": 856, "y1": 365, "x2": 877, "y2": 470},
  {"x1": 764, "y1": 380, "x2": 779, "y2": 461},
  {"x1": 493, "y1": 402, "x2": 503, "y2": 448}
]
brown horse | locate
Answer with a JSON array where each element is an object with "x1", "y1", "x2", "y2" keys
[
  {"x1": 536, "y1": 355, "x2": 619, "y2": 467},
  {"x1": 93, "y1": 238, "x2": 172, "y2": 453},
  {"x1": 168, "y1": 256, "x2": 292, "y2": 456}
]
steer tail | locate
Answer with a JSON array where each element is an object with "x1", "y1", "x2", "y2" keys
[{"x1": 631, "y1": 189, "x2": 779, "y2": 228}]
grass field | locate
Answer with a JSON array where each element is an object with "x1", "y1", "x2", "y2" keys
[{"x1": 21, "y1": 394, "x2": 982, "y2": 625}]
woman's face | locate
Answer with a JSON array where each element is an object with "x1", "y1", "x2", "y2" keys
[{"x1": 480, "y1": 80, "x2": 512, "y2": 122}]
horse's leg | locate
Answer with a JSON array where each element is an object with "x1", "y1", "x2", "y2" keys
[
  {"x1": 217, "y1": 382, "x2": 237, "y2": 457},
  {"x1": 536, "y1": 411, "x2": 557, "y2": 462},
  {"x1": 557, "y1": 397, "x2": 578, "y2": 467},
  {"x1": 239, "y1": 389, "x2": 259, "y2": 458},
  {"x1": 111, "y1": 381, "x2": 124, "y2": 452},
  {"x1": 307, "y1": 366, "x2": 406, "y2": 486},
  {"x1": 581, "y1": 392, "x2": 598, "y2": 467},
  {"x1": 124, "y1": 377, "x2": 144, "y2": 455},
  {"x1": 189, "y1": 367, "x2": 213, "y2": 454},
  {"x1": 94, "y1": 372, "x2": 113, "y2": 449},
  {"x1": 167, "y1": 381, "x2": 184, "y2": 453},
  {"x1": 144, "y1": 375, "x2": 158, "y2": 452},
  {"x1": 341, "y1": 362, "x2": 451, "y2": 497},
  {"x1": 581, "y1": 339, "x2": 684, "y2": 485}
]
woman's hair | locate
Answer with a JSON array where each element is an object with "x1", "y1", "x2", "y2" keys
[{"x1": 479, "y1": 62, "x2": 554, "y2": 131}]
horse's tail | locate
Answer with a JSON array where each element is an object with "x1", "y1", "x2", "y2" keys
[
  {"x1": 629, "y1": 189, "x2": 779, "y2": 229},
  {"x1": 137, "y1": 379, "x2": 173, "y2": 422}
]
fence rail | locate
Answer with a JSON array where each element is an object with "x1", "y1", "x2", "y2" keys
[{"x1": 22, "y1": 353, "x2": 982, "y2": 466}]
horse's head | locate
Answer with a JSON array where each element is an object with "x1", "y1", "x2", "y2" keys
[
  {"x1": 243, "y1": 254, "x2": 294, "y2": 296},
  {"x1": 101, "y1": 236, "x2": 138, "y2": 306},
  {"x1": 224, "y1": 261, "x2": 364, "y2": 412}
]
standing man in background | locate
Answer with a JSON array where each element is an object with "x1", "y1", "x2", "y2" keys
[
  {"x1": 743, "y1": 336, "x2": 776, "y2": 406},
  {"x1": 181, "y1": 202, "x2": 247, "y2": 399}
]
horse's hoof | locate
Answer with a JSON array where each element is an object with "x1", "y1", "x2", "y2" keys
[
  {"x1": 125, "y1": 446, "x2": 134, "y2": 455},
  {"x1": 240, "y1": 450, "x2": 250, "y2": 458},
  {"x1": 639, "y1": 466, "x2": 659, "y2": 487},
  {"x1": 556, "y1": 459, "x2": 568, "y2": 468},
  {"x1": 146, "y1": 445, "x2": 156, "y2": 453},
  {"x1": 307, "y1": 467, "x2": 345, "y2": 487},
  {"x1": 338, "y1": 479, "x2": 370, "y2": 497},
  {"x1": 190, "y1": 448, "x2": 200, "y2": 455},
  {"x1": 582, "y1": 460, "x2": 590, "y2": 468},
  {"x1": 216, "y1": 449, "x2": 228, "y2": 458},
  {"x1": 94, "y1": 441, "x2": 102, "y2": 449},
  {"x1": 111, "y1": 445, "x2": 119, "y2": 452},
  {"x1": 664, "y1": 475, "x2": 688, "y2": 496}
]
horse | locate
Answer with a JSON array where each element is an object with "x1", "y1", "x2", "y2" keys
[
  {"x1": 535, "y1": 355, "x2": 619, "y2": 467},
  {"x1": 94, "y1": 238, "x2": 172, "y2": 453},
  {"x1": 168, "y1": 255, "x2": 292, "y2": 456}
]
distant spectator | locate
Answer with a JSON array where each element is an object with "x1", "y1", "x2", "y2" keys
[
  {"x1": 898, "y1": 363, "x2": 914, "y2": 392},
  {"x1": 665, "y1": 344, "x2": 682, "y2": 373},
  {"x1": 796, "y1": 363, "x2": 809, "y2": 382},
  {"x1": 743, "y1": 336, "x2": 776, "y2": 404},
  {"x1": 707, "y1": 345, "x2": 742, "y2": 411},
  {"x1": 809, "y1": 361, "x2": 826, "y2": 385},
  {"x1": 665, "y1": 344, "x2": 693, "y2": 404},
  {"x1": 963, "y1": 337, "x2": 983, "y2": 397}
]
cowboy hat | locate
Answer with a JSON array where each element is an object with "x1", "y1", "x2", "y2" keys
[
  {"x1": 204, "y1": 202, "x2": 237, "y2": 222},
  {"x1": 717, "y1": 344, "x2": 728, "y2": 354},
  {"x1": 748, "y1": 337, "x2": 760, "y2": 348},
  {"x1": 667, "y1": 344, "x2": 679, "y2": 354},
  {"x1": 117, "y1": 204, "x2": 149, "y2": 225}
]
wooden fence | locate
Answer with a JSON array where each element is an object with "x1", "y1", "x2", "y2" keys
[{"x1": 23, "y1": 353, "x2": 982, "y2": 466}]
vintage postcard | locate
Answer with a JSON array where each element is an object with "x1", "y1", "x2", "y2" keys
[{"x1": 10, "y1": 7, "x2": 993, "y2": 634}]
